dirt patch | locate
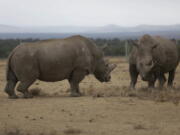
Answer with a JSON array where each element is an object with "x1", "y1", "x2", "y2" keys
[{"x1": 1, "y1": 58, "x2": 180, "y2": 135}]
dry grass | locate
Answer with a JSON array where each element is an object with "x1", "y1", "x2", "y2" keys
[
  {"x1": 84, "y1": 84, "x2": 180, "y2": 104},
  {"x1": 1, "y1": 57, "x2": 180, "y2": 135},
  {"x1": 28, "y1": 84, "x2": 180, "y2": 105}
]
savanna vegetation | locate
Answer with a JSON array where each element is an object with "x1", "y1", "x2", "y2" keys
[{"x1": 0, "y1": 38, "x2": 179, "y2": 58}]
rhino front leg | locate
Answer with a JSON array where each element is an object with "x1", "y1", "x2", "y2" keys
[
  {"x1": 168, "y1": 69, "x2": 175, "y2": 87},
  {"x1": 129, "y1": 64, "x2": 139, "y2": 90},
  {"x1": 68, "y1": 69, "x2": 86, "y2": 97},
  {"x1": 17, "y1": 80, "x2": 35, "y2": 98}
]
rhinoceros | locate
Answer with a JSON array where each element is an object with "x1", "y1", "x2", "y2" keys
[
  {"x1": 129, "y1": 34, "x2": 179, "y2": 89},
  {"x1": 4, "y1": 35, "x2": 116, "y2": 98}
]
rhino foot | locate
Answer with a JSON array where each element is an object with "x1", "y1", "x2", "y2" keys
[
  {"x1": 167, "y1": 85, "x2": 174, "y2": 89},
  {"x1": 9, "y1": 95, "x2": 19, "y2": 99}
]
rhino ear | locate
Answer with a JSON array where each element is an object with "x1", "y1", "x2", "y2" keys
[
  {"x1": 109, "y1": 64, "x2": 117, "y2": 72},
  {"x1": 128, "y1": 40, "x2": 139, "y2": 48}
]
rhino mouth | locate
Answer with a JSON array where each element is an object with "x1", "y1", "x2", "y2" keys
[
  {"x1": 94, "y1": 71, "x2": 111, "y2": 82},
  {"x1": 97, "y1": 76, "x2": 111, "y2": 82}
]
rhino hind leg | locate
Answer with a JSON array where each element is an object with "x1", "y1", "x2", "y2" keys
[
  {"x1": 129, "y1": 64, "x2": 139, "y2": 90},
  {"x1": 168, "y1": 69, "x2": 175, "y2": 87},
  {"x1": 158, "y1": 73, "x2": 166, "y2": 89},
  {"x1": 4, "y1": 69, "x2": 18, "y2": 99},
  {"x1": 16, "y1": 80, "x2": 35, "y2": 98},
  {"x1": 4, "y1": 80, "x2": 18, "y2": 99},
  {"x1": 148, "y1": 74, "x2": 157, "y2": 89},
  {"x1": 68, "y1": 69, "x2": 86, "y2": 97}
]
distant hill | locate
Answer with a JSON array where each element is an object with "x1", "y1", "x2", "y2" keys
[{"x1": 0, "y1": 24, "x2": 180, "y2": 39}]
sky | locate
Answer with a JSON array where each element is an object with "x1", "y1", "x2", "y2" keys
[{"x1": 0, "y1": 0, "x2": 179, "y2": 27}]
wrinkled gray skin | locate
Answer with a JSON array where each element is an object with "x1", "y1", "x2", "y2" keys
[
  {"x1": 129, "y1": 34, "x2": 179, "y2": 89},
  {"x1": 5, "y1": 35, "x2": 116, "y2": 99}
]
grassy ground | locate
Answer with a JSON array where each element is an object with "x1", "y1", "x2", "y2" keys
[{"x1": 0, "y1": 57, "x2": 180, "y2": 135}]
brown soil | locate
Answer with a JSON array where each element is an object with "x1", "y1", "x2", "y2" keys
[{"x1": 0, "y1": 57, "x2": 180, "y2": 135}]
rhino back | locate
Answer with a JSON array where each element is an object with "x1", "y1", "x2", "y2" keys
[{"x1": 152, "y1": 36, "x2": 179, "y2": 72}]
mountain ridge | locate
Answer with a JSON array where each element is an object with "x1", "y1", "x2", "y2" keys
[
  {"x1": 0, "y1": 24, "x2": 180, "y2": 39},
  {"x1": 1, "y1": 24, "x2": 180, "y2": 33}
]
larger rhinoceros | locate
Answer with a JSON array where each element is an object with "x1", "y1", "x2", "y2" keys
[
  {"x1": 5, "y1": 35, "x2": 116, "y2": 98},
  {"x1": 129, "y1": 34, "x2": 179, "y2": 89}
]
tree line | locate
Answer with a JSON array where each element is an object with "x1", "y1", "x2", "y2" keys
[{"x1": 0, "y1": 38, "x2": 179, "y2": 58}]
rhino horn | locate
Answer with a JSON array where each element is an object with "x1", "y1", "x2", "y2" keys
[{"x1": 109, "y1": 64, "x2": 117, "y2": 72}]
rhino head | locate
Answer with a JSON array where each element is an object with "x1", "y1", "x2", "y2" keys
[
  {"x1": 94, "y1": 59, "x2": 117, "y2": 82},
  {"x1": 131, "y1": 34, "x2": 158, "y2": 81}
]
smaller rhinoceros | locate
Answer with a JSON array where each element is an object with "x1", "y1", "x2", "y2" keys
[
  {"x1": 129, "y1": 34, "x2": 179, "y2": 89},
  {"x1": 5, "y1": 35, "x2": 116, "y2": 99}
]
